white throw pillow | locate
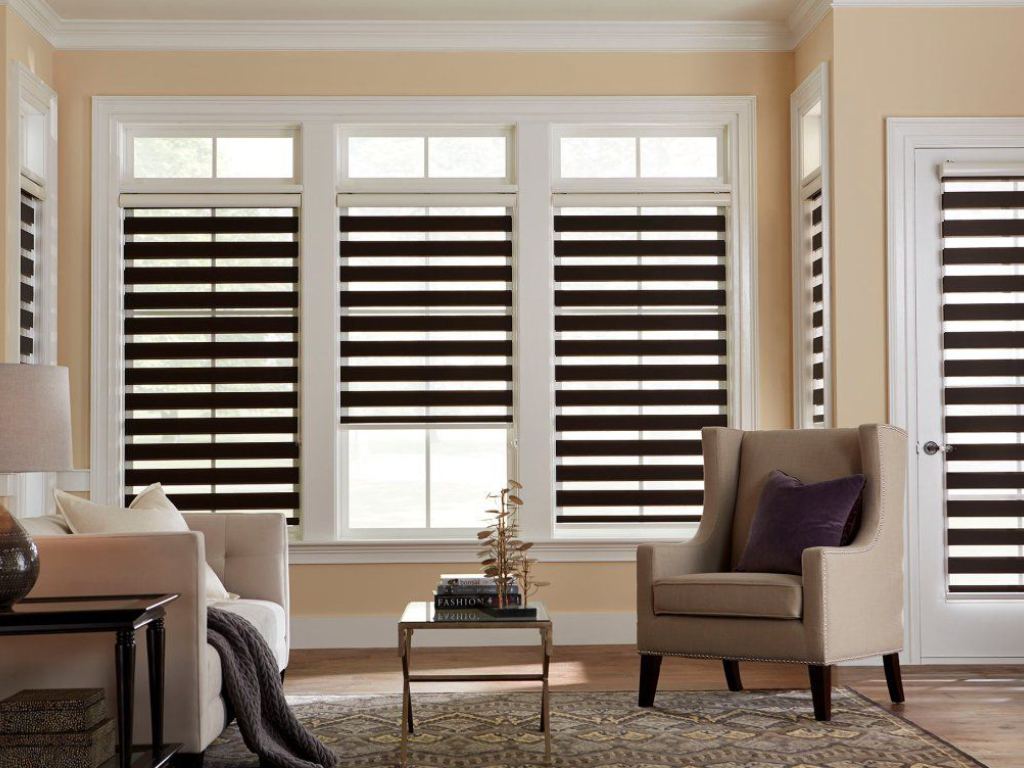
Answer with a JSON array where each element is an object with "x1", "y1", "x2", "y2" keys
[{"x1": 54, "y1": 484, "x2": 236, "y2": 601}]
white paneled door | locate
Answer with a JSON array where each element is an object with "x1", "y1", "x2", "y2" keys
[{"x1": 913, "y1": 146, "x2": 1024, "y2": 660}]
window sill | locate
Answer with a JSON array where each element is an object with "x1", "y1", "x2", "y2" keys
[{"x1": 288, "y1": 537, "x2": 657, "y2": 564}]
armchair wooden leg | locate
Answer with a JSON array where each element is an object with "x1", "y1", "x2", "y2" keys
[
  {"x1": 638, "y1": 654, "x2": 662, "y2": 708},
  {"x1": 722, "y1": 660, "x2": 742, "y2": 692},
  {"x1": 882, "y1": 653, "x2": 905, "y2": 704},
  {"x1": 807, "y1": 665, "x2": 832, "y2": 721}
]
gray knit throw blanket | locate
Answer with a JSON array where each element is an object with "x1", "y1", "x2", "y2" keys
[{"x1": 207, "y1": 607, "x2": 336, "y2": 768}]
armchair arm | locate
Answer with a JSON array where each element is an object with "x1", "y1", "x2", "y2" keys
[
  {"x1": 637, "y1": 426, "x2": 744, "y2": 619},
  {"x1": 802, "y1": 543, "x2": 903, "y2": 662},
  {"x1": 802, "y1": 424, "x2": 907, "y2": 662},
  {"x1": 183, "y1": 512, "x2": 289, "y2": 642},
  {"x1": 0, "y1": 532, "x2": 208, "y2": 752}
]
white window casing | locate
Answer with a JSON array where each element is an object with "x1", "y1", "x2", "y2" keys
[
  {"x1": 7, "y1": 64, "x2": 57, "y2": 367},
  {"x1": 91, "y1": 96, "x2": 757, "y2": 563},
  {"x1": 2, "y1": 63, "x2": 59, "y2": 517},
  {"x1": 791, "y1": 63, "x2": 832, "y2": 429}
]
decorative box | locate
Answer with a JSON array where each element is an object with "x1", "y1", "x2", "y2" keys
[
  {"x1": 0, "y1": 689, "x2": 107, "y2": 734},
  {"x1": 0, "y1": 717, "x2": 115, "y2": 768}
]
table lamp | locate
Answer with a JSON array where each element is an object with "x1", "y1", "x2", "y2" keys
[{"x1": 0, "y1": 363, "x2": 74, "y2": 609}]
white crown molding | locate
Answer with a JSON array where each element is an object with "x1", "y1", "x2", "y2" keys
[
  {"x1": 7, "y1": 0, "x2": 1024, "y2": 53},
  {"x1": 50, "y1": 18, "x2": 795, "y2": 52},
  {"x1": 787, "y1": 0, "x2": 833, "y2": 46},
  {"x1": 0, "y1": 0, "x2": 804, "y2": 53},
  {"x1": 4, "y1": 0, "x2": 59, "y2": 44}
]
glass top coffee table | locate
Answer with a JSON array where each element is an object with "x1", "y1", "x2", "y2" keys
[{"x1": 398, "y1": 601, "x2": 553, "y2": 765}]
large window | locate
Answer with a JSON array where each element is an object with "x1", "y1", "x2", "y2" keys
[
  {"x1": 9, "y1": 66, "x2": 56, "y2": 366},
  {"x1": 4, "y1": 65, "x2": 57, "y2": 520},
  {"x1": 92, "y1": 98, "x2": 755, "y2": 554},
  {"x1": 940, "y1": 169, "x2": 1024, "y2": 594},
  {"x1": 552, "y1": 126, "x2": 730, "y2": 527},
  {"x1": 121, "y1": 201, "x2": 301, "y2": 519},
  {"x1": 553, "y1": 202, "x2": 727, "y2": 524},
  {"x1": 338, "y1": 128, "x2": 514, "y2": 535},
  {"x1": 791, "y1": 65, "x2": 832, "y2": 428},
  {"x1": 115, "y1": 128, "x2": 302, "y2": 522}
]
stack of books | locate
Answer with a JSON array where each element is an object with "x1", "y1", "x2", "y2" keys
[{"x1": 434, "y1": 573, "x2": 522, "y2": 611}]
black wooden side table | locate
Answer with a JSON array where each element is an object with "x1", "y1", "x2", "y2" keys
[{"x1": 0, "y1": 594, "x2": 180, "y2": 768}]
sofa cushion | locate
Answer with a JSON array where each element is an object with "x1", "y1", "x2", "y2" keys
[
  {"x1": 209, "y1": 598, "x2": 288, "y2": 670},
  {"x1": 652, "y1": 572, "x2": 803, "y2": 619},
  {"x1": 54, "y1": 485, "x2": 235, "y2": 601},
  {"x1": 19, "y1": 515, "x2": 71, "y2": 536}
]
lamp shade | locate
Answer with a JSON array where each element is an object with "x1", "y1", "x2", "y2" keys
[{"x1": 0, "y1": 364, "x2": 73, "y2": 472}]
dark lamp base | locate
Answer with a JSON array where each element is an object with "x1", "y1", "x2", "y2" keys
[{"x1": 0, "y1": 504, "x2": 40, "y2": 610}]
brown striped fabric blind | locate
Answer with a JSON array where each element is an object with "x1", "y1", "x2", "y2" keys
[
  {"x1": 19, "y1": 189, "x2": 38, "y2": 363},
  {"x1": 553, "y1": 204, "x2": 728, "y2": 524},
  {"x1": 807, "y1": 186, "x2": 826, "y2": 426},
  {"x1": 339, "y1": 204, "x2": 514, "y2": 425},
  {"x1": 941, "y1": 175, "x2": 1024, "y2": 592},
  {"x1": 122, "y1": 204, "x2": 300, "y2": 523}
]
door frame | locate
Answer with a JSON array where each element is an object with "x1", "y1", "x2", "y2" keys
[{"x1": 887, "y1": 117, "x2": 1024, "y2": 664}]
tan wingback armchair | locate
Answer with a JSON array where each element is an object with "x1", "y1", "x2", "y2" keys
[{"x1": 636, "y1": 424, "x2": 907, "y2": 720}]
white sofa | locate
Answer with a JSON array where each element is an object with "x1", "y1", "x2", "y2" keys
[{"x1": 0, "y1": 512, "x2": 289, "y2": 761}]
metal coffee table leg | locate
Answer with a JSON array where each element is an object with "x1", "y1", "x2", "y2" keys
[
  {"x1": 541, "y1": 626, "x2": 552, "y2": 762},
  {"x1": 399, "y1": 627, "x2": 412, "y2": 766}
]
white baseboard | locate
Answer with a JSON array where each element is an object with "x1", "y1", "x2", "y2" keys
[{"x1": 291, "y1": 611, "x2": 636, "y2": 650}]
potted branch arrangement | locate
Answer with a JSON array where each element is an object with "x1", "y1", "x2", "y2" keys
[{"x1": 476, "y1": 480, "x2": 549, "y2": 618}]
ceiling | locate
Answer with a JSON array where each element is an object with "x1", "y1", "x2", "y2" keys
[{"x1": 46, "y1": 0, "x2": 800, "y2": 23}]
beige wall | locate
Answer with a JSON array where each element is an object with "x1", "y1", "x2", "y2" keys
[
  {"x1": 291, "y1": 562, "x2": 636, "y2": 616},
  {"x1": 7, "y1": 9, "x2": 55, "y2": 86},
  {"x1": 51, "y1": 50, "x2": 794, "y2": 620},
  {"x1": 794, "y1": 11, "x2": 833, "y2": 85},
  {"x1": 831, "y1": 7, "x2": 1024, "y2": 426}
]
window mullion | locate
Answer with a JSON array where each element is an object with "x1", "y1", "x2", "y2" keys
[
  {"x1": 298, "y1": 120, "x2": 340, "y2": 541},
  {"x1": 514, "y1": 121, "x2": 556, "y2": 542}
]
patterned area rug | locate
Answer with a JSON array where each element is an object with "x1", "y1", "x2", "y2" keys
[{"x1": 205, "y1": 689, "x2": 986, "y2": 767}]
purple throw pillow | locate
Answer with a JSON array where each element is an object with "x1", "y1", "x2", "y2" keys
[{"x1": 735, "y1": 470, "x2": 866, "y2": 576}]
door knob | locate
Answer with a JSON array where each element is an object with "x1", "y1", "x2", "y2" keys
[{"x1": 922, "y1": 441, "x2": 954, "y2": 455}]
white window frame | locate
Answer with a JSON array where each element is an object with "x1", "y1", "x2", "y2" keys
[
  {"x1": 122, "y1": 124, "x2": 301, "y2": 193},
  {"x1": 552, "y1": 123, "x2": 728, "y2": 192},
  {"x1": 338, "y1": 124, "x2": 515, "y2": 193},
  {"x1": 791, "y1": 63, "x2": 832, "y2": 429},
  {"x1": 552, "y1": 127, "x2": 737, "y2": 538},
  {"x1": 2, "y1": 64, "x2": 60, "y2": 518},
  {"x1": 92, "y1": 96, "x2": 756, "y2": 563},
  {"x1": 336, "y1": 189, "x2": 518, "y2": 540},
  {"x1": 6, "y1": 63, "x2": 57, "y2": 366}
]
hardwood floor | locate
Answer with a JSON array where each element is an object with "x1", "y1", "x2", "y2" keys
[{"x1": 286, "y1": 645, "x2": 1024, "y2": 767}]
